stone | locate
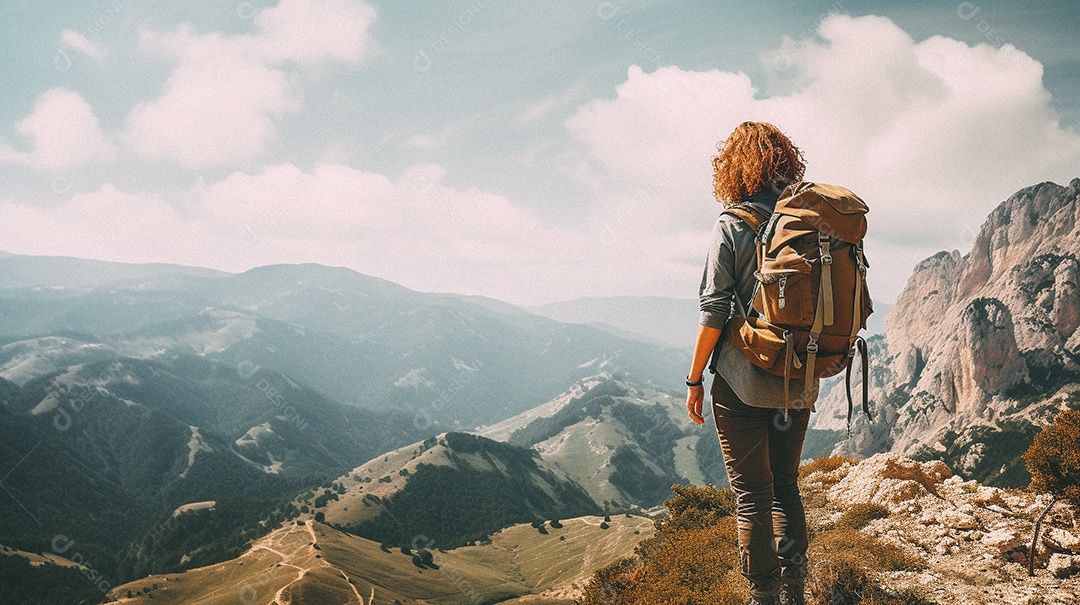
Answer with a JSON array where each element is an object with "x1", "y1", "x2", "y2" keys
[
  {"x1": 974, "y1": 487, "x2": 1007, "y2": 507},
  {"x1": 938, "y1": 509, "x2": 979, "y2": 530},
  {"x1": 982, "y1": 529, "x2": 1022, "y2": 554},
  {"x1": 1047, "y1": 553, "x2": 1080, "y2": 578},
  {"x1": 1042, "y1": 527, "x2": 1080, "y2": 554}
]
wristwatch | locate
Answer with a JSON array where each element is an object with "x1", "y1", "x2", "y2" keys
[{"x1": 685, "y1": 374, "x2": 703, "y2": 387}]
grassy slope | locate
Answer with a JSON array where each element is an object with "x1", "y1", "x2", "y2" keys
[{"x1": 111, "y1": 514, "x2": 654, "y2": 605}]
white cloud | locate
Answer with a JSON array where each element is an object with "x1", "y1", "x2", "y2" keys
[
  {"x1": 4, "y1": 13, "x2": 1076, "y2": 308},
  {"x1": 564, "y1": 14, "x2": 1080, "y2": 302},
  {"x1": 0, "y1": 160, "x2": 701, "y2": 305},
  {"x1": 1, "y1": 88, "x2": 114, "y2": 172},
  {"x1": 60, "y1": 29, "x2": 107, "y2": 61},
  {"x1": 126, "y1": 25, "x2": 299, "y2": 169},
  {"x1": 0, "y1": 185, "x2": 207, "y2": 263},
  {"x1": 125, "y1": 0, "x2": 378, "y2": 169},
  {"x1": 254, "y1": 0, "x2": 379, "y2": 64}
]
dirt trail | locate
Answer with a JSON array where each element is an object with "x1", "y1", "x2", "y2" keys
[
  {"x1": 261, "y1": 523, "x2": 323, "y2": 605},
  {"x1": 272, "y1": 568, "x2": 307, "y2": 605}
]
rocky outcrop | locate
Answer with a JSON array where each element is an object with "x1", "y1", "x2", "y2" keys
[
  {"x1": 814, "y1": 179, "x2": 1080, "y2": 485},
  {"x1": 801, "y1": 454, "x2": 1080, "y2": 602}
]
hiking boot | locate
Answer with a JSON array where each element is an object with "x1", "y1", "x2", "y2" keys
[
  {"x1": 747, "y1": 594, "x2": 781, "y2": 605},
  {"x1": 779, "y1": 582, "x2": 804, "y2": 605}
]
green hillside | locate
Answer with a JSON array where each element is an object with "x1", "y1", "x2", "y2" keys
[{"x1": 313, "y1": 432, "x2": 600, "y2": 548}]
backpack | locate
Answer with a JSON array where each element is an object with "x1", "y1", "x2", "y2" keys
[{"x1": 712, "y1": 181, "x2": 873, "y2": 431}]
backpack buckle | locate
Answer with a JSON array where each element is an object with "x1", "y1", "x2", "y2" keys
[
  {"x1": 806, "y1": 336, "x2": 819, "y2": 354},
  {"x1": 821, "y1": 254, "x2": 833, "y2": 265}
]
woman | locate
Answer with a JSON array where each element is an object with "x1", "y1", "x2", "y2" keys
[{"x1": 685, "y1": 121, "x2": 815, "y2": 605}]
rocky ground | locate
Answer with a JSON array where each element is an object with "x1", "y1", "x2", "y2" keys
[{"x1": 802, "y1": 453, "x2": 1080, "y2": 604}]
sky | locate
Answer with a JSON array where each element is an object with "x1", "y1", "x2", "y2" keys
[{"x1": 1, "y1": 0, "x2": 1079, "y2": 307}]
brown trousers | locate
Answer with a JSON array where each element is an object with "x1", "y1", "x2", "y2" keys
[{"x1": 711, "y1": 375, "x2": 810, "y2": 597}]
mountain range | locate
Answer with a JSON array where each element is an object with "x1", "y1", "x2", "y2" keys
[
  {"x1": 3, "y1": 177, "x2": 1080, "y2": 603},
  {"x1": 0, "y1": 258, "x2": 690, "y2": 430}
]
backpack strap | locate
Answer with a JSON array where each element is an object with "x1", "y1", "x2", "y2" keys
[
  {"x1": 720, "y1": 203, "x2": 769, "y2": 235},
  {"x1": 844, "y1": 336, "x2": 870, "y2": 435},
  {"x1": 722, "y1": 202, "x2": 772, "y2": 313},
  {"x1": 844, "y1": 246, "x2": 871, "y2": 434},
  {"x1": 818, "y1": 233, "x2": 835, "y2": 327},
  {"x1": 711, "y1": 202, "x2": 768, "y2": 379}
]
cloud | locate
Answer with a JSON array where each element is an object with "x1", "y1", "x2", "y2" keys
[
  {"x1": 0, "y1": 88, "x2": 114, "y2": 172},
  {"x1": 4, "y1": 13, "x2": 1076, "y2": 307},
  {"x1": 0, "y1": 185, "x2": 206, "y2": 263},
  {"x1": 253, "y1": 0, "x2": 379, "y2": 64},
  {"x1": 126, "y1": 25, "x2": 299, "y2": 169},
  {"x1": 60, "y1": 29, "x2": 108, "y2": 61},
  {"x1": 0, "y1": 159, "x2": 703, "y2": 305},
  {"x1": 564, "y1": 14, "x2": 1080, "y2": 302},
  {"x1": 126, "y1": 0, "x2": 378, "y2": 169}
]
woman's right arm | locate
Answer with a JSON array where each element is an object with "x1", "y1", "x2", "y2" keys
[
  {"x1": 686, "y1": 324, "x2": 721, "y2": 424},
  {"x1": 686, "y1": 219, "x2": 739, "y2": 424}
]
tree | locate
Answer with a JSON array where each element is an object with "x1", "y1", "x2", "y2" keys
[{"x1": 1022, "y1": 409, "x2": 1080, "y2": 576}]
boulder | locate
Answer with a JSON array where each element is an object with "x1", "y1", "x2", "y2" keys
[{"x1": 982, "y1": 528, "x2": 1022, "y2": 554}]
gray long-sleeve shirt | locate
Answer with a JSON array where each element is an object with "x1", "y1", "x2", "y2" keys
[{"x1": 699, "y1": 190, "x2": 818, "y2": 409}]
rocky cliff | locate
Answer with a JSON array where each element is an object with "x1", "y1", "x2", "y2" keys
[{"x1": 813, "y1": 178, "x2": 1080, "y2": 485}]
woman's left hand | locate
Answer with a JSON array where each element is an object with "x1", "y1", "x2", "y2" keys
[{"x1": 686, "y1": 385, "x2": 705, "y2": 424}]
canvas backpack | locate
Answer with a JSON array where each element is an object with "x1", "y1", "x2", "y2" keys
[{"x1": 713, "y1": 181, "x2": 873, "y2": 431}]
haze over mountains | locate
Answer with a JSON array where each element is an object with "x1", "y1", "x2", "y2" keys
[
  {"x1": 0, "y1": 251, "x2": 695, "y2": 601},
  {"x1": 528, "y1": 294, "x2": 891, "y2": 350},
  {"x1": 0, "y1": 255, "x2": 691, "y2": 429}
]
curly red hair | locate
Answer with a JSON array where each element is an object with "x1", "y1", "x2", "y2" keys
[{"x1": 712, "y1": 122, "x2": 806, "y2": 206}]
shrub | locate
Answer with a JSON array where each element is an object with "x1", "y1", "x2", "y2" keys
[
  {"x1": 654, "y1": 483, "x2": 735, "y2": 533},
  {"x1": 1022, "y1": 409, "x2": 1080, "y2": 508},
  {"x1": 579, "y1": 484, "x2": 743, "y2": 605}
]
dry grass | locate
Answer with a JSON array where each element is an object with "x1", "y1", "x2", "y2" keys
[
  {"x1": 808, "y1": 528, "x2": 928, "y2": 605},
  {"x1": 799, "y1": 455, "x2": 858, "y2": 510},
  {"x1": 834, "y1": 502, "x2": 891, "y2": 531},
  {"x1": 579, "y1": 485, "x2": 745, "y2": 605},
  {"x1": 863, "y1": 587, "x2": 939, "y2": 604},
  {"x1": 800, "y1": 455, "x2": 858, "y2": 481}
]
